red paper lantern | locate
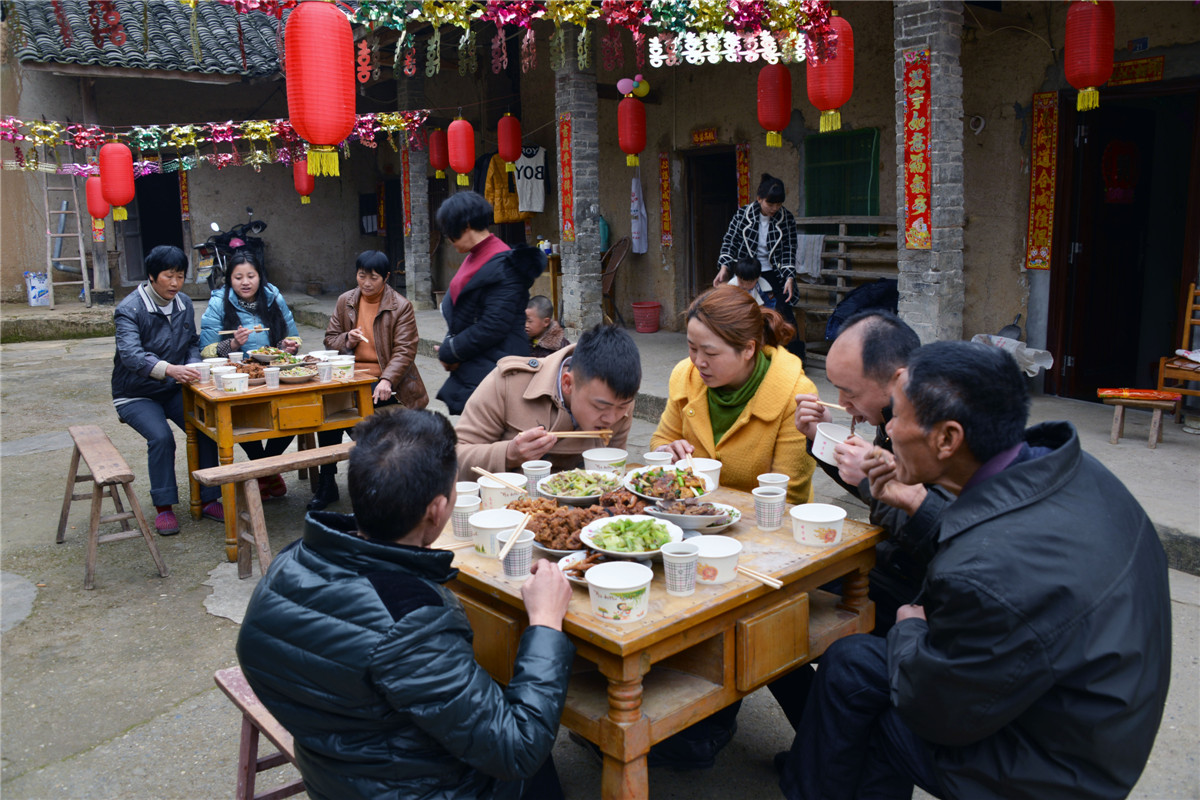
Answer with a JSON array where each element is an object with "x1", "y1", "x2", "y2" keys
[
  {"x1": 293, "y1": 159, "x2": 315, "y2": 205},
  {"x1": 618, "y1": 96, "x2": 645, "y2": 167},
  {"x1": 807, "y1": 11, "x2": 854, "y2": 133},
  {"x1": 447, "y1": 118, "x2": 475, "y2": 186},
  {"x1": 428, "y1": 128, "x2": 449, "y2": 179},
  {"x1": 98, "y1": 142, "x2": 134, "y2": 221},
  {"x1": 85, "y1": 175, "x2": 110, "y2": 220},
  {"x1": 497, "y1": 113, "x2": 522, "y2": 173},
  {"x1": 1065, "y1": 0, "x2": 1115, "y2": 112},
  {"x1": 285, "y1": 0, "x2": 355, "y2": 177},
  {"x1": 758, "y1": 64, "x2": 792, "y2": 147}
]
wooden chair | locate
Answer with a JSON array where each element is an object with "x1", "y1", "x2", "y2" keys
[
  {"x1": 1157, "y1": 282, "x2": 1200, "y2": 422},
  {"x1": 601, "y1": 236, "x2": 631, "y2": 327},
  {"x1": 214, "y1": 666, "x2": 305, "y2": 800},
  {"x1": 56, "y1": 425, "x2": 169, "y2": 590}
]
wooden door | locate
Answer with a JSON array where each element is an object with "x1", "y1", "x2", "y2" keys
[{"x1": 685, "y1": 149, "x2": 738, "y2": 298}]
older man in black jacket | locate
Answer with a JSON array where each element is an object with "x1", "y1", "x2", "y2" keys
[{"x1": 780, "y1": 341, "x2": 1171, "y2": 800}]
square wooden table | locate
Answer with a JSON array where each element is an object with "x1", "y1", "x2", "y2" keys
[
  {"x1": 435, "y1": 486, "x2": 882, "y2": 800},
  {"x1": 183, "y1": 373, "x2": 376, "y2": 561}
]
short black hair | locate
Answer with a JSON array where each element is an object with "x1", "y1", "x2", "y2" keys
[
  {"x1": 840, "y1": 310, "x2": 921, "y2": 384},
  {"x1": 569, "y1": 324, "x2": 641, "y2": 400},
  {"x1": 355, "y1": 250, "x2": 390, "y2": 279},
  {"x1": 527, "y1": 295, "x2": 554, "y2": 319},
  {"x1": 732, "y1": 256, "x2": 761, "y2": 283},
  {"x1": 145, "y1": 245, "x2": 188, "y2": 279},
  {"x1": 348, "y1": 408, "x2": 457, "y2": 541},
  {"x1": 435, "y1": 191, "x2": 493, "y2": 240},
  {"x1": 756, "y1": 173, "x2": 786, "y2": 204},
  {"x1": 904, "y1": 341, "x2": 1029, "y2": 464}
]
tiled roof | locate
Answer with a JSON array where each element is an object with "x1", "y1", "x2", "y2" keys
[{"x1": 10, "y1": 0, "x2": 282, "y2": 79}]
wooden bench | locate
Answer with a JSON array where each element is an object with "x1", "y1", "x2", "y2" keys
[
  {"x1": 56, "y1": 425, "x2": 169, "y2": 590},
  {"x1": 214, "y1": 666, "x2": 305, "y2": 800},
  {"x1": 193, "y1": 442, "x2": 354, "y2": 578}
]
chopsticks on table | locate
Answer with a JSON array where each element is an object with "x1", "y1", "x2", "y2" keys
[
  {"x1": 736, "y1": 565, "x2": 784, "y2": 590},
  {"x1": 496, "y1": 512, "x2": 534, "y2": 561},
  {"x1": 444, "y1": 540, "x2": 475, "y2": 550},
  {"x1": 470, "y1": 467, "x2": 528, "y2": 495}
]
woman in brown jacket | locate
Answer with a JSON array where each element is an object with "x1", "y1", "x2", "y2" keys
[{"x1": 309, "y1": 251, "x2": 428, "y2": 510}]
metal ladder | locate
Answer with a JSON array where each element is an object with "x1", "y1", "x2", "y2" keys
[{"x1": 41, "y1": 149, "x2": 92, "y2": 308}]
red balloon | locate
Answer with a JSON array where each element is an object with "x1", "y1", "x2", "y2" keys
[
  {"x1": 447, "y1": 118, "x2": 475, "y2": 186},
  {"x1": 98, "y1": 142, "x2": 134, "y2": 221},
  {"x1": 428, "y1": 128, "x2": 449, "y2": 178},
  {"x1": 807, "y1": 13, "x2": 854, "y2": 133},
  {"x1": 498, "y1": 114, "x2": 522, "y2": 165},
  {"x1": 285, "y1": 0, "x2": 355, "y2": 176},
  {"x1": 85, "y1": 176, "x2": 109, "y2": 220},
  {"x1": 757, "y1": 64, "x2": 792, "y2": 147},
  {"x1": 293, "y1": 159, "x2": 315, "y2": 204},
  {"x1": 618, "y1": 97, "x2": 645, "y2": 167},
  {"x1": 1065, "y1": 0, "x2": 1114, "y2": 111}
]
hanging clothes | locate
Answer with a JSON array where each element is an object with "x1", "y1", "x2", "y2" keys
[
  {"x1": 514, "y1": 145, "x2": 546, "y2": 213},
  {"x1": 485, "y1": 154, "x2": 532, "y2": 224},
  {"x1": 630, "y1": 167, "x2": 648, "y2": 254}
]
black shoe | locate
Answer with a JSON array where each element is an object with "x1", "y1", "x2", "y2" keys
[{"x1": 307, "y1": 471, "x2": 339, "y2": 511}]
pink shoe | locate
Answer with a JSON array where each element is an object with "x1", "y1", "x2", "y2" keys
[
  {"x1": 266, "y1": 474, "x2": 287, "y2": 498},
  {"x1": 155, "y1": 509, "x2": 180, "y2": 536},
  {"x1": 201, "y1": 501, "x2": 225, "y2": 522}
]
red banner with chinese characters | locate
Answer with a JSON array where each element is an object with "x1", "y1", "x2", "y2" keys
[
  {"x1": 558, "y1": 112, "x2": 575, "y2": 242},
  {"x1": 401, "y1": 147, "x2": 412, "y2": 236},
  {"x1": 1110, "y1": 56, "x2": 1164, "y2": 86},
  {"x1": 903, "y1": 49, "x2": 931, "y2": 249},
  {"x1": 735, "y1": 142, "x2": 750, "y2": 207},
  {"x1": 1025, "y1": 91, "x2": 1058, "y2": 270},
  {"x1": 178, "y1": 168, "x2": 190, "y2": 221},
  {"x1": 659, "y1": 151, "x2": 672, "y2": 247},
  {"x1": 92, "y1": 219, "x2": 104, "y2": 242}
]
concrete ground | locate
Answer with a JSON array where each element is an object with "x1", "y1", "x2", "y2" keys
[{"x1": 1, "y1": 297, "x2": 1197, "y2": 799}]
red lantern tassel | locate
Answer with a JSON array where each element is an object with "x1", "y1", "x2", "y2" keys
[
  {"x1": 301, "y1": 196, "x2": 311, "y2": 205},
  {"x1": 306, "y1": 145, "x2": 339, "y2": 176},
  {"x1": 820, "y1": 110, "x2": 841, "y2": 133},
  {"x1": 626, "y1": 154, "x2": 639, "y2": 167}
]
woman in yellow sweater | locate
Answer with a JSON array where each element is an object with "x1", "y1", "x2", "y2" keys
[{"x1": 651, "y1": 284, "x2": 817, "y2": 504}]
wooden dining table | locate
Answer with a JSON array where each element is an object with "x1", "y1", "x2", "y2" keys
[
  {"x1": 183, "y1": 371, "x2": 376, "y2": 561},
  {"x1": 435, "y1": 485, "x2": 883, "y2": 800}
]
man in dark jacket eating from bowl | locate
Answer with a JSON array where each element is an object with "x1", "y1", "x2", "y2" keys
[{"x1": 237, "y1": 408, "x2": 575, "y2": 799}]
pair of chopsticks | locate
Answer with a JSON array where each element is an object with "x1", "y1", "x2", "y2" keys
[
  {"x1": 444, "y1": 540, "x2": 475, "y2": 550},
  {"x1": 549, "y1": 429, "x2": 613, "y2": 441},
  {"x1": 736, "y1": 565, "x2": 783, "y2": 589},
  {"x1": 217, "y1": 324, "x2": 265, "y2": 335},
  {"x1": 470, "y1": 467, "x2": 528, "y2": 495},
  {"x1": 496, "y1": 512, "x2": 534, "y2": 560},
  {"x1": 349, "y1": 330, "x2": 369, "y2": 343},
  {"x1": 817, "y1": 399, "x2": 857, "y2": 436}
]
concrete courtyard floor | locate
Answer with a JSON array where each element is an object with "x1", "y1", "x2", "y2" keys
[{"x1": 1, "y1": 301, "x2": 1196, "y2": 799}]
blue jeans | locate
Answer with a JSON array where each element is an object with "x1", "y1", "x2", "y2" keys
[
  {"x1": 116, "y1": 389, "x2": 219, "y2": 507},
  {"x1": 779, "y1": 634, "x2": 945, "y2": 800}
]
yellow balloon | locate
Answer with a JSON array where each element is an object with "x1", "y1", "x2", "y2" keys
[{"x1": 632, "y1": 80, "x2": 650, "y2": 97}]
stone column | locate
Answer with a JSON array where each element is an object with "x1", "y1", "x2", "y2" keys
[
  {"x1": 554, "y1": 27, "x2": 603, "y2": 332},
  {"x1": 893, "y1": 1, "x2": 965, "y2": 343},
  {"x1": 398, "y1": 71, "x2": 434, "y2": 309}
]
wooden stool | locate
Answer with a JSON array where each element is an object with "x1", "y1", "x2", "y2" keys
[
  {"x1": 214, "y1": 666, "x2": 304, "y2": 800},
  {"x1": 1102, "y1": 398, "x2": 1176, "y2": 449},
  {"x1": 56, "y1": 425, "x2": 169, "y2": 589}
]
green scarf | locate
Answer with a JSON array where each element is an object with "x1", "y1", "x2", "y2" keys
[{"x1": 707, "y1": 350, "x2": 769, "y2": 444}]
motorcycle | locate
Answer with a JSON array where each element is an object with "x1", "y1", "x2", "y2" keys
[{"x1": 193, "y1": 206, "x2": 268, "y2": 291}]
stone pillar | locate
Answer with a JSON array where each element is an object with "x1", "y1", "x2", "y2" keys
[
  {"x1": 398, "y1": 71, "x2": 434, "y2": 309},
  {"x1": 894, "y1": 1, "x2": 965, "y2": 343},
  {"x1": 554, "y1": 27, "x2": 603, "y2": 332}
]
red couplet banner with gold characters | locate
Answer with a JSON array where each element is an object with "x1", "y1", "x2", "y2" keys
[
  {"x1": 401, "y1": 147, "x2": 412, "y2": 236},
  {"x1": 178, "y1": 168, "x2": 190, "y2": 222},
  {"x1": 1025, "y1": 91, "x2": 1058, "y2": 270},
  {"x1": 558, "y1": 112, "x2": 575, "y2": 242},
  {"x1": 736, "y1": 142, "x2": 750, "y2": 207},
  {"x1": 659, "y1": 152, "x2": 673, "y2": 247},
  {"x1": 903, "y1": 49, "x2": 931, "y2": 249}
]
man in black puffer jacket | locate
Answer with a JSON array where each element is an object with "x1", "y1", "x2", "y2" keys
[{"x1": 237, "y1": 408, "x2": 575, "y2": 799}]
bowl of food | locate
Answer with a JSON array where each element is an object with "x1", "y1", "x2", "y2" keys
[
  {"x1": 579, "y1": 514, "x2": 683, "y2": 559},
  {"x1": 278, "y1": 366, "x2": 318, "y2": 384},
  {"x1": 623, "y1": 465, "x2": 715, "y2": 503},
  {"x1": 234, "y1": 361, "x2": 267, "y2": 385},
  {"x1": 645, "y1": 498, "x2": 735, "y2": 531},
  {"x1": 558, "y1": 551, "x2": 616, "y2": 587},
  {"x1": 248, "y1": 346, "x2": 289, "y2": 363},
  {"x1": 537, "y1": 469, "x2": 624, "y2": 507},
  {"x1": 694, "y1": 503, "x2": 742, "y2": 534}
]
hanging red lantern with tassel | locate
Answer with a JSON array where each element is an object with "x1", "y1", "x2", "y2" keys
[
  {"x1": 98, "y1": 142, "x2": 134, "y2": 221},
  {"x1": 618, "y1": 96, "x2": 645, "y2": 167},
  {"x1": 807, "y1": 11, "x2": 854, "y2": 133},
  {"x1": 447, "y1": 118, "x2": 475, "y2": 186},
  {"x1": 85, "y1": 175, "x2": 110, "y2": 221},
  {"x1": 758, "y1": 64, "x2": 792, "y2": 147},
  {"x1": 1065, "y1": 0, "x2": 1115, "y2": 112},
  {"x1": 428, "y1": 128, "x2": 449, "y2": 178},
  {"x1": 497, "y1": 113, "x2": 522, "y2": 173},
  {"x1": 285, "y1": 0, "x2": 355, "y2": 177},
  {"x1": 293, "y1": 159, "x2": 315, "y2": 205}
]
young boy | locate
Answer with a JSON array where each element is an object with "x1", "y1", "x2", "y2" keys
[
  {"x1": 526, "y1": 295, "x2": 570, "y2": 358},
  {"x1": 727, "y1": 256, "x2": 775, "y2": 308}
]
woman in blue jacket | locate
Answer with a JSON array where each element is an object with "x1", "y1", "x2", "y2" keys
[{"x1": 200, "y1": 252, "x2": 300, "y2": 499}]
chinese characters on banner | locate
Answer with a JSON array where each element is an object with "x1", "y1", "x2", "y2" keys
[
  {"x1": 1025, "y1": 91, "x2": 1059, "y2": 270},
  {"x1": 1109, "y1": 56, "x2": 1164, "y2": 86},
  {"x1": 558, "y1": 112, "x2": 575, "y2": 242},
  {"x1": 659, "y1": 152, "x2": 673, "y2": 247},
  {"x1": 735, "y1": 142, "x2": 750, "y2": 207},
  {"x1": 903, "y1": 49, "x2": 931, "y2": 249},
  {"x1": 401, "y1": 147, "x2": 412, "y2": 236},
  {"x1": 178, "y1": 169, "x2": 190, "y2": 222}
]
